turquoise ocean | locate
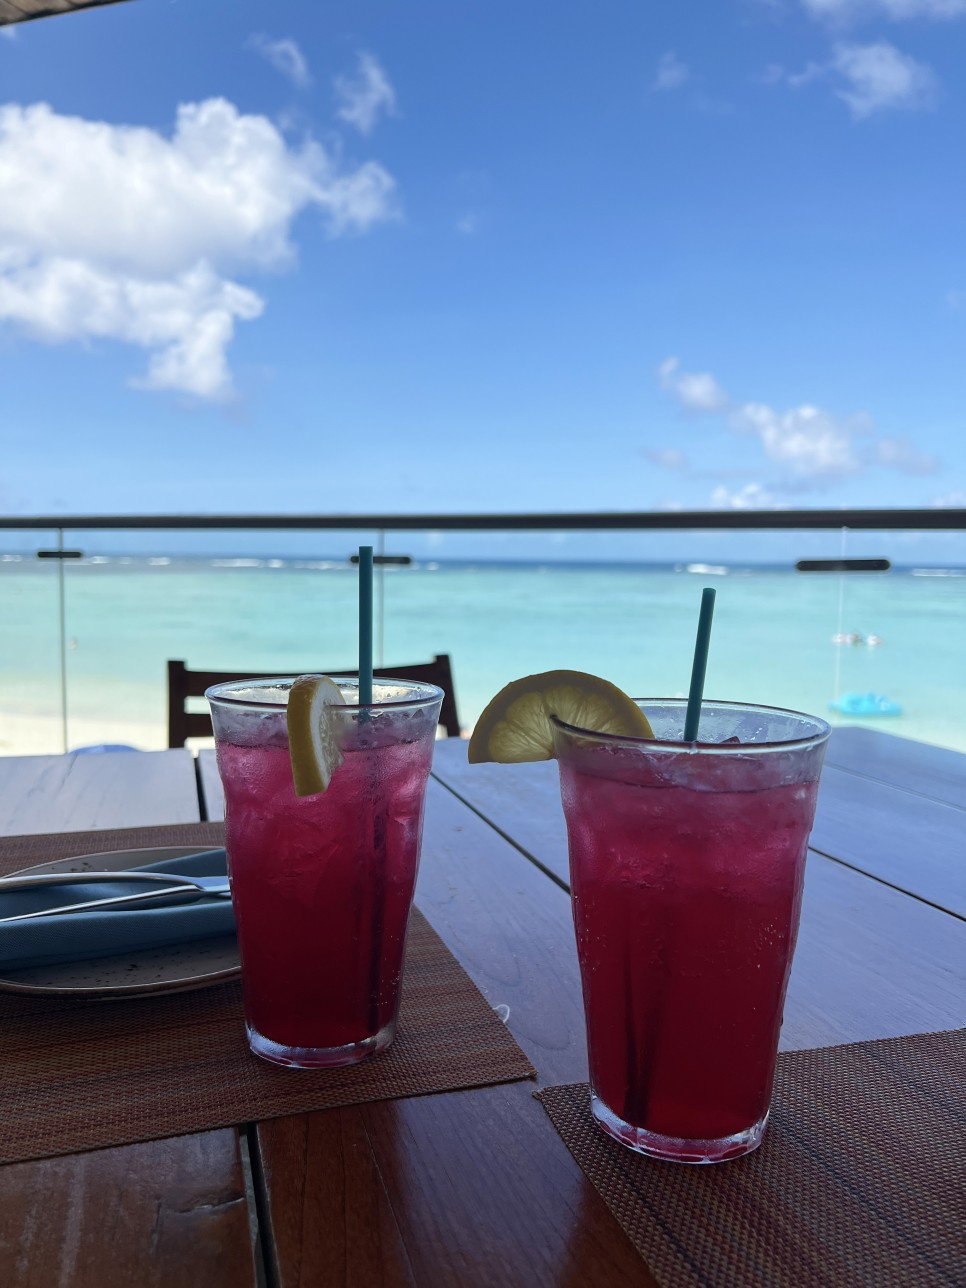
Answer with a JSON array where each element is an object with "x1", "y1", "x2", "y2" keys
[{"x1": 2, "y1": 554, "x2": 965, "y2": 754}]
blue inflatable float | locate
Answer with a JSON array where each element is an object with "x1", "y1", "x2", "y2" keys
[{"x1": 828, "y1": 692, "x2": 902, "y2": 717}]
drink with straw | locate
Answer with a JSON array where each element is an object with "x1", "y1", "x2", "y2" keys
[
  {"x1": 207, "y1": 547, "x2": 443, "y2": 1068},
  {"x1": 469, "y1": 591, "x2": 829, "y2": 1162},
  {"x1": 553, "y1": 698, "x2": 828, "y2": 1161}
]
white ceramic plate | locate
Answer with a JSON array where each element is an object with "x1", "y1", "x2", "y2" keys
[{"x1": 0, "y1": 846, "x2": 240, "y2": 999}]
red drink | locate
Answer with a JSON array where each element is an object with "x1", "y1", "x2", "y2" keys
[
  {"x1": 209, "y1": 678, "x2": 442, "y2": 1068},
  {"x1": 554, "y1": 700, "x2": 828, "y2": 1163}
]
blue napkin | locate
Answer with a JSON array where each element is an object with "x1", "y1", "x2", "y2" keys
[{"x1": 0, "y1": 849, "x2": 236, "y2": 972}]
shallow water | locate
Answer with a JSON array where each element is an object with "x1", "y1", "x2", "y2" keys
[{"x1": 2, "y1": 555, "x2": 964, "y2": 753}]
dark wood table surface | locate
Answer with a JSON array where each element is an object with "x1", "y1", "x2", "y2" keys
[{"x1": 1, "y1": 726, "x2": 963, "y2": 1287}]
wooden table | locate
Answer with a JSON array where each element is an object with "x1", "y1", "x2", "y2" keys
[{"x1": 1, "y1": 727, "x2": 963, "y2": 1287}]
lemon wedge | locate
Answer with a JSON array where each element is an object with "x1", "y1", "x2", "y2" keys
[
  {"x1": 467, "y1": 670, "x2": 653, "y2": 764},
  {"x1": 286, "y1": 674, "x2": 346, "y2": 796}
]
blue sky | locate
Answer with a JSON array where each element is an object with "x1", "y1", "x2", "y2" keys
[{"x1": 0, "y1": 0, "x2": 964, "y2": 543}]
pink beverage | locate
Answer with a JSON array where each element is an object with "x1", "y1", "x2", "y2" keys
[
  {"x1": 553, "y1": 700, "x2": 829, "y2": 1163},
  {"x1": 208, "y1": 678, "x2": 442, "y2": 1068}
]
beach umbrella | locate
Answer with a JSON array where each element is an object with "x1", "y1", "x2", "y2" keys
[{"x1": 0, "y1": 0, "x2": 133, "y2": 26}]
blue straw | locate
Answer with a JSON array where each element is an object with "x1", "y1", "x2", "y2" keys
[
  {"x1": 358, "y1": 545, "x2": 373, "y2": 706},
  {"x1": 684, "y1": 587, "x2": 716, "y2": 742}
]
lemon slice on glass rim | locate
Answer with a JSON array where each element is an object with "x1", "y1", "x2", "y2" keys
[
  {"x1": 286, "y1": 674, "x2": 346, "y2": 796},
  {"x1": 467, "y1": 670, "x2": 653, "y2": 764}
]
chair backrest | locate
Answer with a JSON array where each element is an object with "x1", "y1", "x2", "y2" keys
[{"x1": 167, "y1": 655, "x2": 461, "y2": 747}]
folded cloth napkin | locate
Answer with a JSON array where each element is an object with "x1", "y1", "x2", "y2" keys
[{"x1": 0, "y1": 849, "x2": 235, "y2": 972}]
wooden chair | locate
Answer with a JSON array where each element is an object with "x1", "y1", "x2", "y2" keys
[{"x1": 167, "y1": 655, "x2": 461, "y2": 747}]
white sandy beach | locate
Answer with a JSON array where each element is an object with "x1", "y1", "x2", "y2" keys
[
  {"x1": 0, "y1": 710, "x2": 168, "y2": 757},
  {"x1": 0, "y1": 709, "x2": 460, "y2": 757}
]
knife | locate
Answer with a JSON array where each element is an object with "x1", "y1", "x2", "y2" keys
[{"x1": 0, "y1": 871, "x2": 232, "y2": 923}]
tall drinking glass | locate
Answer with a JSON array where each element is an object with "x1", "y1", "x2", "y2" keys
[
  {"x1": 552, "y1": 700, "x2": 829, "y2": 1163},
  {"x1": 208, "y1": 677, "x2": 442, "y2": 1068}
]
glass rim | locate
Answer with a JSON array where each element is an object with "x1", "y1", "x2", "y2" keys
[
  {"x1": 205, "y1": 675, "x2": 444, "y2": 713},
  {"x1": 550, "y1": 697, "x2": 831, "y2": 752}
]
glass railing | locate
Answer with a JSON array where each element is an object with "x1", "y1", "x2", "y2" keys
[{"x1": 2, "y1": 510, "x2": 964, "y2": 755}]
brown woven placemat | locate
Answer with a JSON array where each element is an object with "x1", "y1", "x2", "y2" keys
[
  {"x1": 537, "y1": 1029, "x2": 965, "y2": 1288},
  {"x1": 0, "y1": 824, "x2": 535, "y2": 1165},
  {"x1": 0, "y1": 822, "x2": 230, "y2": 878}
]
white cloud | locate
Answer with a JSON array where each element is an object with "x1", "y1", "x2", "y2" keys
[
  {"x1": 732, "y1": 402, "x2": 864, "y2": 478},
  {"x1": 0, "y1": 99, "x2": 397, "y2": 399},
  {"x1": 769, "y1": 40, "x2": 938, "y2": 115},
  {"x1": 764, "y1": 60, "x2": 827, "y2": 88},
  {"x1": 832, "y1": 41, "x2": 937, "y2": 116},
  {"x1": 656, "y1": 358, "x2": 942, "y2": 487},
  {"x1": 710, "y1": 482, "x2": 782, "y2": 509},
  {"x1": 652, "y1": 52, "x2": 690, "y2": 92},
  {"x1": 335, "y1": 53, "x2": 397, "y2": 135},
  {"x1": 248, "y1": 34, "x2": 311, "y2": 89},
  {"x1": 930, "y1": 490, "x2": 966, "y2": 506},
  {"x1": 801, "y1": 0, "x2": 966, "y2": 21},
  {"x1": 659, "y1": 356, "x2": 731, "y2": 412},
  {"x1": 0, "y1": 259, "x2": 263, "y2": 399},
  {"x1": 946, "y1": 289, "x2": 966, "y2": 310},
  {"x1": 457, "y1": 213, "x2": 481, "y2": 235}
]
